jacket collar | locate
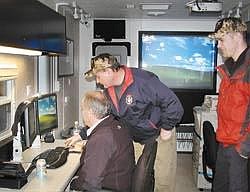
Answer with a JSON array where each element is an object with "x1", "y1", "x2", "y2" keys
[
  {"x1": 217, "y1": 47, "x2": 250, "y2": 79},
  {"x1": 107, "y1": 66, "x2": 134, "y2": 112},
  {"x1": 87, "y1": 115, "x2": 110, "y2": 137}
]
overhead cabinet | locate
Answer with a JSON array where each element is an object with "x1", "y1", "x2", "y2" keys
[{"x1": 0, "y1": 0, "x2": 66, "y2": 55}]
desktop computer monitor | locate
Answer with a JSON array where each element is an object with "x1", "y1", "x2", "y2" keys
[
  {"x1": 20, "y1": 100, "x2": 37, "y2": 151},
  {"x1": 36, "y1": 93, "x2": 58, "y2": 136}
]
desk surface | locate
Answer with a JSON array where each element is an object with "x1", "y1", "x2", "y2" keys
[{"x1": 0, "y1": 140, "x2": 81, "y2": 192}]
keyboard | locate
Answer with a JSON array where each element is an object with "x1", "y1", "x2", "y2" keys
[{"x1": 26, "y1": 147, "x2": 69, "y2": 176}]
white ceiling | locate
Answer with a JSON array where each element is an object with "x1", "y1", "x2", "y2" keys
[{"x1": 42, "y1": 0, "x2": 250, "y2": 20}]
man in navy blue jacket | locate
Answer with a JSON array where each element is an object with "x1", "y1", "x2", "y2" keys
[{"x1": 84, "y1": 53, "x2": 184, "y2": 192}]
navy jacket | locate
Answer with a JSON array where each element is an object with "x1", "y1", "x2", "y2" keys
[
  {"x1": 104, "y1": 66, "x2": 184, "y2": 144},
  {"x1": 70, "y1": 115, "x2": 135, "y2": 191}
]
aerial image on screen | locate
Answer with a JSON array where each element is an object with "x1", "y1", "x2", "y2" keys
[
  {"x1": 37, "y1": 94, "x2": 57, "y2": 134},
  {"x1": 139, "y1": 32, "x2": 217, "y2": 90}
]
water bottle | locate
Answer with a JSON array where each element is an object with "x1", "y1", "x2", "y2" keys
[
  {"x1": 73, "y1": 121, "x2": 80, "y2": 136},
  {"x1": 36, "y1": 159, "x2": 47, "y2": 179}
]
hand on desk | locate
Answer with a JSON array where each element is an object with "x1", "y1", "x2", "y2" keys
[
  {"x1": 69, "y1": 140, "x2": 86, "y2": 153},
  {"x1": 65, "y1": 135, "x2": 86, "y2": 153},
  {"x1": 65, "y1": 134, "x2": 82, "y2": 147}
]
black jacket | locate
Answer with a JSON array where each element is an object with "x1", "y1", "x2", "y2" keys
[{"x1": 70, "y1": 115, "x2": 135, "y2": 192}]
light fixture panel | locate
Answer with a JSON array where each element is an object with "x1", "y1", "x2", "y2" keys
[
  {"x1": 140, "y1": 3, "x2": 171, "y2": 10},
  {"x1": 0, "y1": 46, "x2": 42, "y2": 56},
  {"x1": 147, "y1": 11, "x2": 167, "y2": 16}
]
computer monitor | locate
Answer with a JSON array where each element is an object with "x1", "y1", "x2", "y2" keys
[
  {"x1": 20, "y1": 101, "x2": 37, "y2": 151},
  {"x1": 36, "y1": 93, "x2": 58, "y2": 136}
]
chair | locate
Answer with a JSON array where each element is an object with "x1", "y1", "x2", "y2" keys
[
  {"x1": 132, "y1": 140, "x2": 158, "y2": 192},
  {"x1": 202, "y1": 121, "x2": 218, "y2": 185}
]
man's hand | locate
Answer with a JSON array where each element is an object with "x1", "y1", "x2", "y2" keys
[
  {"x1": 65, "y1": 134, "x2": 82, "y2": 147},
  {"x1": 160, "y1": 128, "x2": 172, "y2": 141}
]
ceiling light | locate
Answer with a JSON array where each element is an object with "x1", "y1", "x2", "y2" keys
[
  {"x1": 126, "y1": 4, "x2": 135, "y2": 9},
  {"x1": 147, "y1": 11, "x2": 167, "y2": 16},
  {"x1": 0, "y1": 46, "x2": 42, "y2": 56},
  {"x1": 140, "y1": 3, "x2": 171, "y2": 10}
]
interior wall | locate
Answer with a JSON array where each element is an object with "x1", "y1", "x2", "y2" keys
[
  {"x1": 0, "y1": 54, "x2": 36, "y2": 106},
  {"x1": 78, "y1": 18, "x2": 218, "y2": 124},
  {"x1": 55, "y1": 8, "x2": 80, "y2": 137}
]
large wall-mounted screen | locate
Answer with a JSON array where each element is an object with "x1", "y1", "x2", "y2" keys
[
  {"x1": 139, "y1": 31, "x2": 217, "y2": 91},
  {"x1": 138, "y1": 31, "x2": 218, "y2": 124}
]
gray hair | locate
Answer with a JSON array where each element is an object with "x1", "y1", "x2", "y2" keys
[{"x1": 81, "y1": 90, "x2": 110, "y2": 119}]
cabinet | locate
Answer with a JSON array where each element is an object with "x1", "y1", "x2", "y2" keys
[
  {"x1": 0, "y1": 0, "x2": 66, "y2": 54},
  {"x1": 192, "y1": 106, "x2": 217, "y2": 190}
]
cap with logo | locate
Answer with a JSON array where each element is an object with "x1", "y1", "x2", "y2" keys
[
  {"x1": 209, "y1": 17, "x2": 247, "y2": 40},
  {"x1": 84, "y1": 53, "x2": 119, "y2": 80}
]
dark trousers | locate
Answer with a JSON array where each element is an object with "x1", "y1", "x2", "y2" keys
[{"x1": 213, "y1": 144, "x2": 248, "y2": 192}]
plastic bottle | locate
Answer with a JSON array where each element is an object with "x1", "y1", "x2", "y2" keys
[
  {"x1": 36, "y1": 158, "x2": 47, "y2": 179},
  {"x1": 73, "y1": 121, "x2": 80, "y2": 136}
]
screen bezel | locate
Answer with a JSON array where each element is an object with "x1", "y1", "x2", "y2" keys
[
  {"x1": 20, "y1": 100, "x2": 37, "y2": 151},
  {"x1": 138, "y1": 31, "x2": 218, "y2": 93},
  {"x1": 36, "y1": 93, "x2": 58, "y2": 136},
  {"x1": 27, "y1": 102, "x2": 37, "y2": 147}
]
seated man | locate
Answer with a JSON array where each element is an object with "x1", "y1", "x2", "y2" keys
[{"x1": 66, "y1": 90, "x2": 135, "y2": 191}]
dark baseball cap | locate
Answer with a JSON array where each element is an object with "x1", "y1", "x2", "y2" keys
[{"x1": 84, "y1": 53, "x2": 119, "y2": 80}]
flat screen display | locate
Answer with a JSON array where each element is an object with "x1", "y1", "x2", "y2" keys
[
  {"x1": 139, "y1": 31, "x2": 217, "y2": 91},
  {"x1": 19, "y1": 99, "x2": 37, "y2": 150},
  {"x1": 37, "y1": 93, "x2": 58, "y2": 135},
  {"x1": 26, "y1": 103, "x2": 37, "y2": 147},
  {"x1": 94, "y1": 20, "x2": 125, "y2": 41}
]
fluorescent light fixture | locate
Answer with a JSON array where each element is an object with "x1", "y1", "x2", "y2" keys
[
  {"x1": 147, "y1": 11, "x2": 167, "y2": 16},
  {"x1": 140, "y1": 3, "x2": 171, "y2": 10},
  {"x1": 0, "y1": 46, "x2": 42, "y2": 56}
]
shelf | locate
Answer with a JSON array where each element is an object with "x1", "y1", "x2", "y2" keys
[{"x1": 0, "y1": 96, "x2": 11, "y2": 105}]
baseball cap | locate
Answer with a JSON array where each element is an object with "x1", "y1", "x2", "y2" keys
[
  {"x1": 209, "y1": 17, "x2": 247, "y2": 40},
  {"x1": 84, "y1": 53, "x2": 119, "y2": 80}
]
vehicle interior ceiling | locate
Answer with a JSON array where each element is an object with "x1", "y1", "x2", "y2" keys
[{"x1": 43, "y1": 0, "x2": 250, "y2": 20}]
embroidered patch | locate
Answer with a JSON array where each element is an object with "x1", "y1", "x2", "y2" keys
[
  {"x1": 125, "y1": 94, "x2": 133, "y2": 105},
  {"x1": 117, "y1": 125, "x2": 121, "y2": 129}
]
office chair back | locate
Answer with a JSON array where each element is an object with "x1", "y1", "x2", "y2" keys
[
  {"x1": 202, "y1": 121, "x2": 218, "y2": 183},
  {"x1": 132, "y1": 140, "x2": 158, "y2": 192}
]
